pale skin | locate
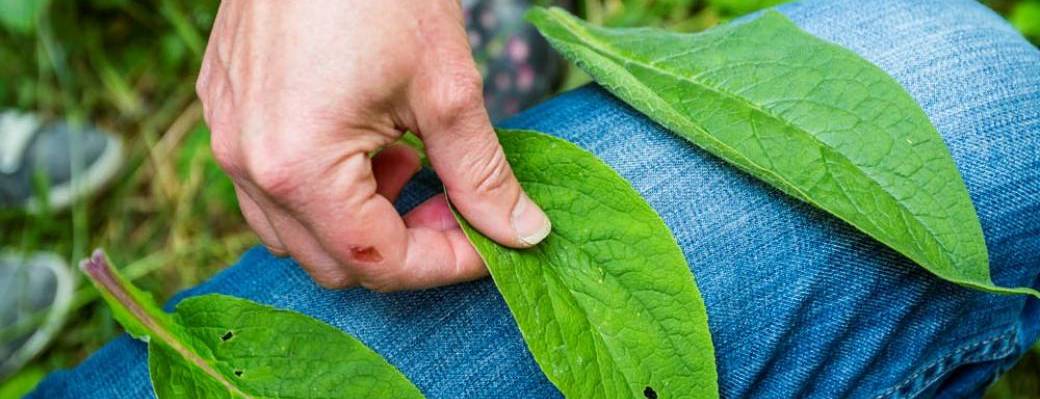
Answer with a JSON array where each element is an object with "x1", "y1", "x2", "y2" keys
[{"x1": 196, "y1": 0, "x2": 551, "y2": 292}]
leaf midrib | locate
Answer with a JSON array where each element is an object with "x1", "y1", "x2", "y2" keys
[
  {"x1": 483, "y1": 136, "x2": 706, "y2": 396},
  {"x1": 517, "y1": 149, "x2": 707, "y2": 380},
  {"x1": 106, "y1": 278, "x2": 253, "y2": 398},
  {"x1": 537, "y1": 220, "x2": 701, "y2": 394},
  {"x1": 545, "y1": 10, "x2": 959, "y2": 274}
]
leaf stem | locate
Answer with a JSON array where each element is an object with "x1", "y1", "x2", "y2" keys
[{"x1": 81, "y1": 249, "x2": 253, "y2": 398}]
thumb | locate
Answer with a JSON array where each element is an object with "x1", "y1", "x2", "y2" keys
[{"x1": 411, "y1": 68, "x2": 551, "y2": 249}]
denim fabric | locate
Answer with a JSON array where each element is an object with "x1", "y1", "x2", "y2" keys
[{"x1": 30, "y1": 0, "x2": 1040, "y2": 397}]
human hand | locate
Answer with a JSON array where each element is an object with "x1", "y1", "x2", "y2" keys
[{"x1": 196, "y1": 0, "x2": 550, "y2": 291}]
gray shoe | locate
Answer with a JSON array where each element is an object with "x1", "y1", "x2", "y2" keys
[
  {"x1": 0, "y1": 110, "x2": 124, "y2": 212},
  {"x1": 0, "y1": 252, "x2": 74, "y2": 379}
]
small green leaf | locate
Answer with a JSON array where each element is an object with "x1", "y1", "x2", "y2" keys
[
  {"x1": 397, "y1": 131, "x2": 429, "y2": 167},
  {"x1": 455, "y1": 130, "x2": 718, "y2": 398},
  {"x1": 81, "y1": 250, "x2": 424, "y2": 398},
  {"x1": 0, "y1": 0, "x2": 47, "y2": 35},
  {"x1": 527, "y1": 7, "x2": 1039, "y2": 297},
  {"x1": 1010, "y1": 1, "x2": 1040, "y2": 38}
]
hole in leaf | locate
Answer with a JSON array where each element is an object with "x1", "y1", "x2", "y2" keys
[
  {"x1": 643, "y1": 386, "x2": 657, "y2": 399},
  {"x1": 234, "y1": 369, "x2": 243, "y2": 377},
  {"x1": 220, "y1": 331, "x2": 234, "y2": 342}
]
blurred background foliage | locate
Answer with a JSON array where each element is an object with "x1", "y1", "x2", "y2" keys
[{"x1": 0, "y1": 0, "x2": 1037, "y2": 397}]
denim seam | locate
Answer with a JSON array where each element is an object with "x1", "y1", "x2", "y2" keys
[{"x1": 874, "y1": 331, "x2": 1018, "y2": 399}]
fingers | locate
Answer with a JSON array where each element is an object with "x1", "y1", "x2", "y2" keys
[
  {"x1": 237, "y1": 180, "x2": 356, "y2": 287},
  {"x1": 419, "y1": 84, "x2": 551, "y2": 248},
  {"x1": 409, "y1": 13, "x2": 551, "y2": 249},
  {"x1": 197, "y1": 0, "x2": 538, "y2": 292},
  {"x1": 239, "y1": 145, "x2": 405, "y2": 291},
  {"x1": 379, "y1": 194, "x2": 487, "y2": 290},
  {"x1": 262, "y1": 146, "x2": 488, "y2": 291},
  {"x1": 399, "y1": 225, "x2": 487, "y2": 290},
  {"x1": 403, "y1": 194, "x2": 458, "y2": 231},
  {"x1": 265, "y1": 207, "x2": 356, "y2": 288},
  {"x1": 213, "y1": 97, "x2": 480, "y2": 291},
  {"x1": 286, "y1": 164, "x2": 414, "y2": 290},
  {"x1": 235, "y1": 185, "x2": 286, "y2": 256}
]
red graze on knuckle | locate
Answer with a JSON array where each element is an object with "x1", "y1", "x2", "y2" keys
[{"x1": 348, "y1": 246, "x2": 384, "y2": 264}]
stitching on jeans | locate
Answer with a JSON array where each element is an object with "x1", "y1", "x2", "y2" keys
[
  {"x1": 875, "y1": 333, "x2": 1014, "y2": 399},
  {"x1": 874, "y1": 332, "x2": 1018, "y2": 399}
]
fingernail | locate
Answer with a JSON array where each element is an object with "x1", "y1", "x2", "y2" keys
[
  {"x1": 265, "y1": 245, "x2": 288, "y2": 257},
  {"x1": 512, "y1": 192, "x2": 551, "y2": 247}
]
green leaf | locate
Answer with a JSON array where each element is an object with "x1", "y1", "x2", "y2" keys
[
  {"x1": 708, "y1": 0, "x2": 789, "y2": 17},
  {"x1": 455, "y1": 130, "x2": 718, "y2": 398},
  {"x1": 0, "y1": 0, "x2": 47, "y2": 35},
  {"x1": 0, "y1": 365, "x2": 45, "y2": 398},
  {"x1": 1010, "y1": 1, "x2": 1040, "y2": 38},
  {"x1": 397, "y1": 131, "x2": 429, "y2": 167},
  {"x1": 81, "y1": 250, "x2": 424, "y2": 398},
  {"x1": 527, "y1": 7, "x2": 1040, "y2": 297}
]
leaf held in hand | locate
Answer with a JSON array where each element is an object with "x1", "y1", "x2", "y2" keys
[
  {"x1": 527, "y1": 7, "x2": 1038, "y2": 297},
  {"x1": 455, "y1": 130, "x2": 718, "y2": 398},
  {"x1": 81, "y1": 250, "x2": 424, "y2": 399}
]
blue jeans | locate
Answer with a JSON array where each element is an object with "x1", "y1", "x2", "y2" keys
[{"x1": 31, "y1": 0, "x2": 1040, "y2": 397}]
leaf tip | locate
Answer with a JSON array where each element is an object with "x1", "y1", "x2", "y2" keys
[
  {"x1": 523, "y1": 6, "x2": 550, "y2": 27},
  {"x1": 524, "y1": 5, "x2": 574, "y2": 26}
]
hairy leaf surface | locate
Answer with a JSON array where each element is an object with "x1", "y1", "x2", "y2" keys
[
  {"x1": 527, "y1": 8, "x2": 1038, "y2": 296},
  {"x1": 81, "y1": 250, "x2": 424, "y2": 399},
  {"x1": 455, "y1": 130, "x2": 718, "y2": 398}
]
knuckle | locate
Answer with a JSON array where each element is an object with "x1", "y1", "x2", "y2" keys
[
  {"x1": 432, "y1": 69, "x2": 485, "y2": 124},
  {"x1": 200, "y1": 74, "x2": 243, "y2": 177},
  {"x1": 195, "y1": 67, "x2": 209, "y2": 100},
  {"x1": 242, "y1": 135, "x2": 309, "y2": 200},
  {"x1": 209, "y1": 131, "x2": 241, "y2": 177},
  {"x1": 248, "y1": 154, "x2": 302, "y2": 200},
  {"x1": 195, "y1": 58, "x2": 223, "y2": 105}
]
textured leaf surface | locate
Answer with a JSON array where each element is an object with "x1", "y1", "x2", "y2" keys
[
  {"x1": 81, "y1": 250, "x2": 424, "y2": 399},
  {"x1": 455, "y1": 130, "x2": 718, "y2": 398},
  {"x1": 528, "y1": 8, "x2": 1038, "y2": 297}
]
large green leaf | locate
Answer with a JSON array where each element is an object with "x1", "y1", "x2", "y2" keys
[
  {"x1": 527, "y1": 7, "x2": 1039, "y2": 297},
  {"x1": 455, "y1": 130, "x2": 718, "y2": 398},
  {"x1": 81, "y1": 250, "x2": 424, "y2": 398}
]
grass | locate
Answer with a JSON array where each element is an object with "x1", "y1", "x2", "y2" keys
[{"x1": 0, "y1": 0, "x2": 1038, "y2": 397}]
